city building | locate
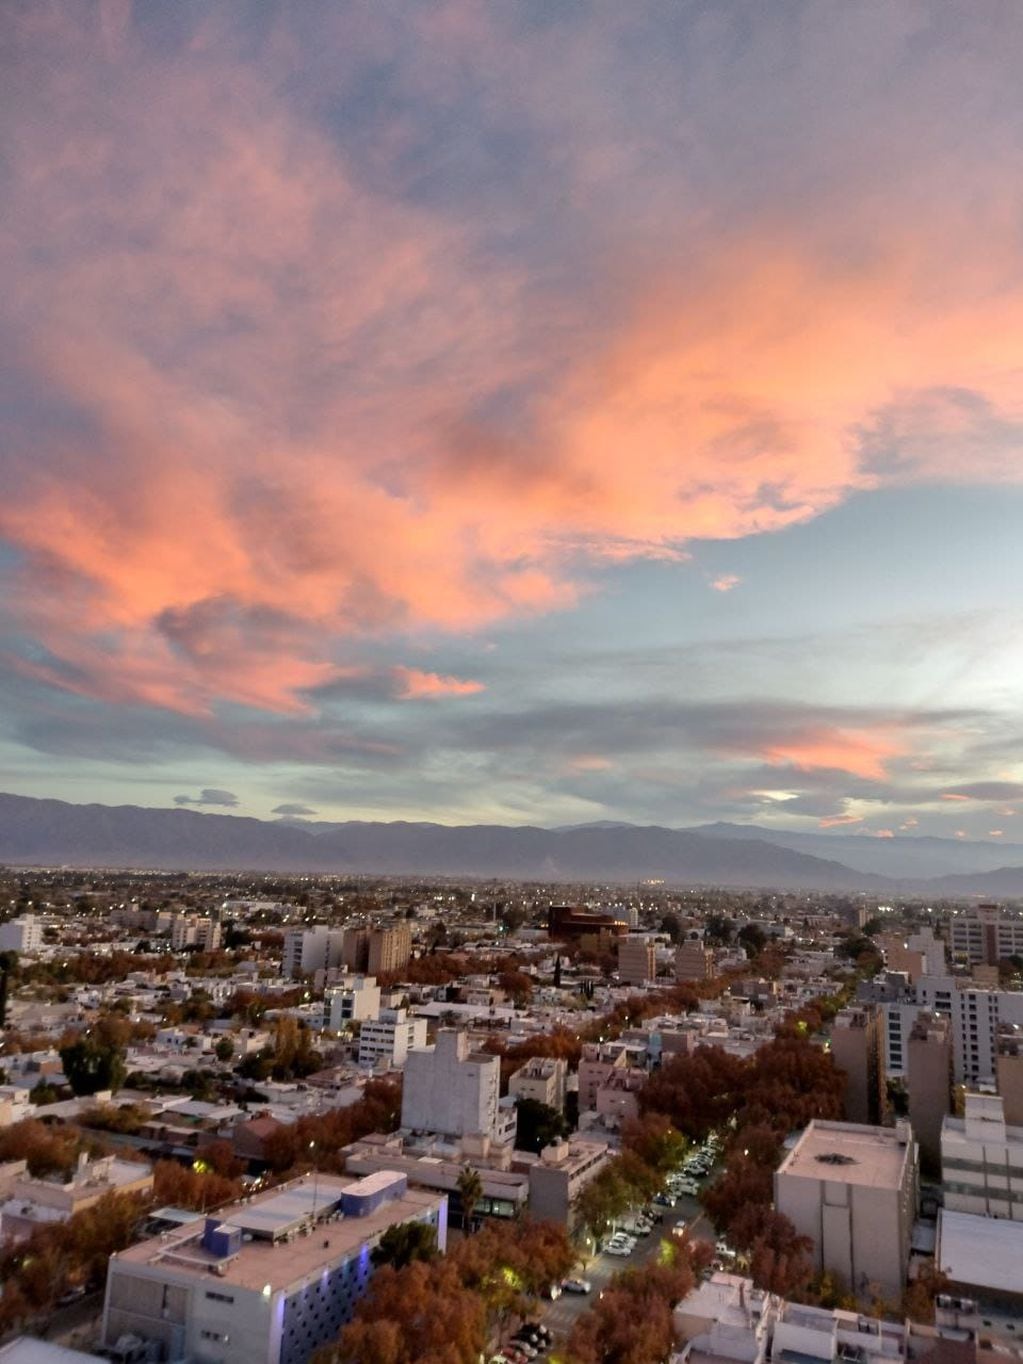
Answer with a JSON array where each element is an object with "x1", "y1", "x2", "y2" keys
[
  {"x1": 281, "y1": 928, "x2": 346, "y2": 981},
  {"x1": 996, "y1": 1025, "x2": 1023, "y2": 1126},
  {"x1": 546, "y1": 905, "x2": 629, "y2": 940},
  {"x1": 949, "y1": 904, "x2": 1023, "y2": 967},
  {"x1": 774, "y1": 1119, "x2": 918, "y2": 1300},
  {"x1": 675, "y1": 933, "x2": 716, "y2": 983},
  {"x1": 881, "y1": 927, "x2": 946, "y2": 984},
  {"x1": 170, "y1": 915, "x2": 222, "y2": 952},
  {"x1": 942, "y1": 1093, "x2": 1023, "y2": 1221},
  {"x1": 907, "y1": 1012, "x2": 953, "y2": 1174},
  {"x1": 1, "y1": 1155, "x2": 154, "y2": 1242},
  {"x1": 0, "y1": 917, "x2": 43, "y2": 954},
  {"x1": 324, "y1": 976, "x2": 381, "y2": 1030},
  {"x1": 401, "y1": 1029, "x2": 516, "y2": 1145},
  {"x1": 527, "y1": 1138, "x2": 610, "y2": 1227},
  {"x1": 936, "y1": 1208, "x2": 1023, "y2": 1340},
  {"x1": 357, "y1": 1008, "x2": 427, "y2": 1070},
  {"x1": 366, "y1": 926, "x2": 413, "y2": 977},
  {"x1": 618, "y1": 934, "x2": 656, "y2": 986},
  {"x1": 102, "y1": 1171, "x2": 446, "y2": 1364},
  {"x1": 830, "y1": 1006, "x2": 885, "y2": 1126},
  {"x1": 508, "y1": 1055, "x2": 568, "y2": 1113}
]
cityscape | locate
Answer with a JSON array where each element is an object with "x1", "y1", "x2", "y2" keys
[{"x1": 3, "y1": 4, "x2": 1023, "y2": 1364}]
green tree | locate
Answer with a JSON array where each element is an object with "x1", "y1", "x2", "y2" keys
[
  {"x1": 456, "y1": 1164, "x2": 483, "y2": 1233},
  {"x1": 370, "y1": 1221, "x2": 438, "y2": 1270},
  {"x1": 214, "y1": 1037, "x2": 235, "y2": 1063},
  {"x1": 514, "y1": 1098, "x2": 569, "y2": 1154},
  {"x1": 59, "y1": 1035, "x2": 126, "y2": 1096}
]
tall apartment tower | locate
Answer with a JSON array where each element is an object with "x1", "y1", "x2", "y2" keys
[
  {"x1": 367, "y1": 924, "x2": 413, "y2": 976},
  {"x1": 831, "y1": 1006, "x2": 885, "y2": 1126},
  {"x1": 618, "y1": 935, "x2": 656, "y2": 985},
  {"x1": 906, "y1": 1011, "x2": 952, "y2": 1174},
  {"x1": 675, "y1": 933, "x2": 715, "y2": 982},
  {"x1": 950, "y1": 903, "x2": 1023, "y2": 965}
]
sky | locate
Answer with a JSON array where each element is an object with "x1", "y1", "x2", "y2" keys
[{"x1": 3, "y1": 0, "x2": 1023, "y2": 836}]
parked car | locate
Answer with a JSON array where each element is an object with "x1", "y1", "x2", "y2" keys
[{"x1": 562, "y1": 1277, "x2": 592, "y2": 1294}]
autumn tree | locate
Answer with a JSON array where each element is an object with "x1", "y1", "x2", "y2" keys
[
  {"x1": 324, "y1": 1259, "x2": 486, "y2": 1364},
  {"x1": 59, "y1": 1033, "x2": 127, "y2": 1096},
  {"x1": 515, "y1": 1097, "x2": 569, "y2": 1154},
  {"x1": 567, "y1": 1253, "x2": 696, "y2": 1364}
]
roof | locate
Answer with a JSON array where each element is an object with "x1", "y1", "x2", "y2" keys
[
  {"x1": 776, "y1": 1121, "x2": 912, "y2": 1191},
  {"x1": 0, "y1": 1341, "x2": 106, "y2": 1364},
  {"x1": 112, "y1": 1172, "x2": 444, "y2": 1295},
  {"x1": 938, "y1": 1210, "x2": 1023, "y2": 1296}
]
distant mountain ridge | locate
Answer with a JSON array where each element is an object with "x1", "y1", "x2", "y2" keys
[
  {"x1": 3, "y1": 792, "x2": 1023, "y2": 893},
  {"x1": 0, "y1": 792, "x2": 880, "y2": 888}
]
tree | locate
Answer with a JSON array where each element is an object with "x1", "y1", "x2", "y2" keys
[
  {"x1": 59, "y1": 1035, "x2": 126, "y2": 1096},
  {"x1": 370, "y1": 1220, "x2": 438, "y2": 1270},
  {"x1": 326, "y1": 1259, "x2": 486, "y2": 1364},
  {"x1": 728, "y1": 1206, "x2": 813, "y2": 1296},
  {"x1": 620, "y1": 1112, "x2": 687, "y2": 1178},
  {"x1": 738, "y1": 923, "x2": 767, "y2": 958},
  {"x1": 0, "y1": 949, "x2": 18, "y2": 1028},
  {"x1": 456, "y1": 1164, "x2": 483, "y2": 1233},
  {"x1": 515, "y1": 1098, "x2": 569, "y2": 1154},
  {"x1": 214, "y1": 1037, "x2": 235, "y2": 1063},
  {"x1": 567, "y1": 1255, "x2": 697, "y2": 1364}
]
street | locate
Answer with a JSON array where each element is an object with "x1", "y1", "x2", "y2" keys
[{"x1": 543, "y1": 1194, "x2": 713, "y2": 1341}]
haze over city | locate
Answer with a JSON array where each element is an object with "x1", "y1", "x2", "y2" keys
[{"x1": 3, "y1": 1, "x2": 1023, "y2": 839}]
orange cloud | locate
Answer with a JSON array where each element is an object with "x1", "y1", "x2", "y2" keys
[
  {"x1": 392, "y1": 668, "x2": 485, "y2": 700},
  {"x1": 818, "y1": 814, "x2": 864, "y2": 828},
  {"x1": 5, "y1": 7, "x2": 1023, "y2": 719},
  {"x1": 756, "y1": 729, "x2": 903, "y2": 781},
  {"x1": 710, "y1": 575, "x2": 742, "y2": 593},
  {"x1": 940, "y1": 793, "x2": 971, "y2": 802}
]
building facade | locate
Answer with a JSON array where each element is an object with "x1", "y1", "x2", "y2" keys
[
  {"x1": 774, "y1": 1119, "x2": 918, "y2": 1300},
  {"x1": 357, "y1": 1008, "x2": 427, "y2": 1070},
  {"x1": 102, "y1": 1172, "x2": 446, "y2": 1364},
  {"x1": 830, "y1": 1006, "x2": 885, "y2": 1126},
  {"x1": 401, "y1": 1029, "x2": 515, "y2": 1144},
  {"x1": 942, "y1": 1093, "x2": 1023, "y2": 1221}
]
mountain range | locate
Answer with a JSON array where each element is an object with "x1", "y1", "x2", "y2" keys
[{"x1": 3, "y1": 792, "x2": 1023, "y2": 894}]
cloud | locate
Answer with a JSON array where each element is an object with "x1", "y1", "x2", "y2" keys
[
  {"x1": 392, "y1": 668, "x2": 486, "y2": 700},
  {"x1": 943, "y1": 782, "x2": 1023, "y2": 802},
  {"x1": 710, "y1": 575, "x2": 742, "y2": 593},
  {"x1": 3, "y1": 5, "x2": 1023, "y2": 727},
  {"x1": 819, "y1": 814, "x2": 864, "y2": 828},
  {"x1": 174, "y1": 788, "x2": 239, "y2": 808},
  {"x1": 272, "y1": 803, "x2": 317, "y2": 817}
]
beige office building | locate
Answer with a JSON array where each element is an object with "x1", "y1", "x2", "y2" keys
[
  {"x1": 775, "y1": 1119, "x2": 918, "y2": 1300},
  {"x1": 618, "y1": 935, "x2": 656, "y2": 985}
]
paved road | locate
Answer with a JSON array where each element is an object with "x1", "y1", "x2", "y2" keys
[{"x1": 543, "y1": 1194, "x2": 713, "y2": 1341}]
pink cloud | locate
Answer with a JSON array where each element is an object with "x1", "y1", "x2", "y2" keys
[
  {"x1": 754, "y1": 728, "x2": 903, "y2": 781},
  {"x1": 872, "y1": 829, "x2": 895, "y2": 839},
  {"x1": 818, "y1": 814, "x2": 863, "y2": 828},
  {"x1": 392, "y1": 668, "x2": 485, "y2": 700},
  {"x1": 710, "y1": 574, "x2": 742, "y2": 593},
  {"x1": 4, "y1": 7, "x2": 1023, "y2": 720}
]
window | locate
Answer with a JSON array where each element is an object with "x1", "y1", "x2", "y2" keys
[
  {"x1": 201, "y1": 1329, "x2": 229, "y2": 1343},
  {"x1": 205, "y1": 1291, "x2": 235, "y2": 1304}
]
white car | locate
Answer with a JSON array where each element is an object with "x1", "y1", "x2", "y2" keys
[{"x1": 605, "y1": 1241, "x2": 632, "y2": 1256}]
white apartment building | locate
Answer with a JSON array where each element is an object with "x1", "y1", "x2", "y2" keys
[
  {"x1": 775, "y1": 1119, "x2": 918, "y2": 1300},
  {"x1": 949, "y1": 904, "x2": 1023, "y2": 966},
  {"x1": 883, "y1": 975, "x2": 1023, "y2": 1085},
  {"x1": 402, "y1": 1029, "x2": 516, "y2": 1145},
  {"x1": 357, "y1": 1008, "x2": 427, "y2": 1070},
  {"x1": 942, "y1": 1093, "x2": 1023, "y2": 1221},
  {"x1": 508, "y1": 1056, "x2": 568, "y2": 1112},
  {"x1": 102, "y1": 1172, "x2": 446, "y2": 1364},
  {"x1": 618, "y1": 934, "x2": 656, "y2": 985},
  {"x1": 0, "y1": 917, "x2": 43, "y2": 954},
  {"x1": 170, "y1": 915, "x2": 221, "y2": 952},
  {"x1": 324, "y1": 976, "x2": 381, "y2": 1030},
  {"x1": 281, "y1": 927, "x2": 346, "y2": 980}
]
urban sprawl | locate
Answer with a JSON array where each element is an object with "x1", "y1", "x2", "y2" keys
[{"x1": 0, "y1": 872, "x2": 1022, "y2": 1364}]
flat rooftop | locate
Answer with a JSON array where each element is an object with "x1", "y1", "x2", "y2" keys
[
  {"x1": 112, "y1": 1172, "x2": 443, "y2": 1295},
  {"x1": 777, "y1": 1121, "x2": 912, "y2": 1190},
  {"x1": 938, "y1": 1209, "x2": 1023, "y2": 1296}
]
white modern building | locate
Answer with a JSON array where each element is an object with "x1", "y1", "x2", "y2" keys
[
  {"x1": 170, "y1": 915, "x2": 222, "y2": 952},
  {"x1": 281, "y1": 927, "x2": 346, "y2": 980},
  {"x1": 949, "y1": 904, "x2": 1023, "y2": 966},
  {"x1": 357, "y1": 1008, "x2": 427, "y2": 1070},
  {"x1": 774, "y1": 1119, "x2": 918, "y2": 1300},
  {"x1": 324, "y1": 976, "x2": 381, "y2": 1030},
  {"x1": 942, "y1": 1092, "x2": 1023, "y2": 1221},
  {"x1": 0, "y1": 917, "x2": 43, "y2": 954},
  {"x1": 102, "y1": 1171, "x2": 446, "y2": 1364},
  {"x1": 402, "y1": 1029, "x2": 516, "y2": 1145}
]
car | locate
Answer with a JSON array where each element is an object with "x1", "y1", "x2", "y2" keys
[
  {"x1": 562, "y1": 1277, "x2": 592, "y2": 1294},
  {"x1": 510, "y1": 1345, "x2": 537, "y2": 1360},
  {"x1": 606, "y1": 1241, "x2": 632, "y2": 1256},
  {"x1": 654, "y1": 1193, "x2": 676, "y2": 1208}
]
